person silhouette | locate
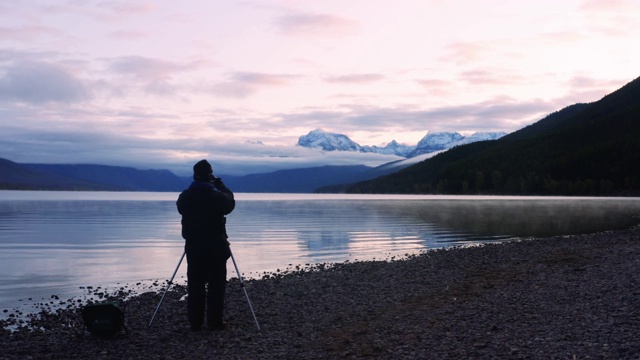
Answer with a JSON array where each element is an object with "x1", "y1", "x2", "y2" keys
[{"x1": 177, "y1": 159, "x2": 235, "y2": 331}]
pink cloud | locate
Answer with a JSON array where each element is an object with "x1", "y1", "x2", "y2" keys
[
  {"x1": 274, "y1": 12, "x2": 358, "y2": 36},
  {"x1": 440, "y1": 42, "x2": 488, "y2": 64},
  {"x1": 579, "y1": 0, "x2": 635, "y2": 11},
  {"x1": 108, "y1": 56, "x2": 190, "y2": 81},
  {"x1": 556, "y1": 76, "x2": 632, "y2": 106},
  {"x1": 566, "y1": 76, "x2": 623, "y2": 89},
  {"x1": 42, "y1": 2, "x2": 156, "y2": 23},
  {"x1": 578, "y1": 0, "x2": 640, "y2": 37},
  {"x1": 211, "y1": 72, "x2": 298, "y2": 98},
  {"x1": 0, "y1": 25, "x2": 61, "y2": 41},
  {"x1": 108, "y1": 30, "x2": 149, "y2": 40},
  {"x1": 106, "y1": 3, "x2": 156, "y2": 14},
  {"x1": 538, "y1": 30, "x2": 586, "y2": 44},
  {"x1": 106, "y1": 56, "x2": 209, "y2": 96},
  {"x1": 232, "y1": 72, "x2": 297, "y2": 86},
  {"x1": 458, "y1": 69, "x2": 524, "y2": 86},
  {"x1": 415, "y1": 79, "x2": 455, "y2": 97},
  {"x1": 324, "y1": 74, "x2": 384, "y2": 84},
  {"x1": 0, "y1": 61, "x2": 89, "y2": 104}
]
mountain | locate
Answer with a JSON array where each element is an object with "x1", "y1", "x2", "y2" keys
[
  {"x1": 26, "y1": 164, "x2": 186, "y2": 191},
  {"x1": 297, "y1": 128, "x2": 506, "y2": 158},
  {"x1": 0, "y1": 157, "x2": 382, "y2": 193},
  {"x1": 297, "y1": 129, "x2": 361, "y2": 151},
  {"x1": 361, "y1": 140, "x2": 414, "y2": 157},
  {"x1": 346, "y1": 76, "x2": 640, "y2": 196},
  {"x1": 0, "y1": 158, "x2": 121, "y2": 190},
  {"x1": 221, "y1": 165, "x2": 378, "y2": 193},
  {"x1": 407, "y1": 132, "x2": 508, "y2": 157},
  {"x1": 448, "y1": 132, "x2": 508, "y2": 147},
  {"x1": 314, "y1": 151, "x2": 445, "y2": 193},
  {"x1": 0, "y1": 160, "x2": 187, "y2": 191},
  {"x1": 1, "y1": 127, "x2": 507, "y2": 193},
  {"x1": 408, "y1": 132, "x2": 464, "y2": 157}
]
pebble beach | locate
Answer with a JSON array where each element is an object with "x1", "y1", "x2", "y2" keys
[{"x1": 2, "y1": 226, "x2": 640, "y2": 359}]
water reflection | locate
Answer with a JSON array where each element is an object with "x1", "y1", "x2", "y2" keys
[
  {"x1": 390, "y1": 199, "x2": 640, "y2": 237},
  {"x1": 1, "y1": 192, "x2": 639, "y2": 315},
  {"x1": 227, "y1": 197, "x2": 640, "y2": 272}
]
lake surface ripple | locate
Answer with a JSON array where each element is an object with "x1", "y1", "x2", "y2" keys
[{"x1": 1, "y1": 191, "x2": 639, "y2": 314}]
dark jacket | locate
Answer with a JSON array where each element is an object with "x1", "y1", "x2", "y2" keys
[{"x1": 177, "y1": 180, "x2": 235, "y2": 257}]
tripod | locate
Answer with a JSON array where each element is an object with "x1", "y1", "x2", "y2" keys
[
  {"x1": 148, "y1": 250, "x2": 260, "y2": 330},
  {"x1": 230, "y1": 249, "x2": 260, "y2": 331},
  {"x1": 148, "y1": 251, "x2": 185, "y2": 327}
]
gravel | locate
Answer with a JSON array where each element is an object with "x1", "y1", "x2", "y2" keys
[{"x1": 2, "y1": 226, "x2": 640, "y2": 359}]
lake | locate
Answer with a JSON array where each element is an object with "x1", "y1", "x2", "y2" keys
[{"x1": 1, "y1": 190, "x2": 639, "y2": 316}]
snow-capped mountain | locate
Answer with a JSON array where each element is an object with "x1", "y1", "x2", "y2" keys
[
  {"x1": 408, "y1": 131, "x2": 507, "y2": 157},
  {"x1": 297, "y1": 129, "x2": 506, "y2": 158},
  {"x1": 297, "y1": 129, "x2": 361, "y2": 151},
  {"x1": 297, "y1": 129, "x2": 412, "y2": 157},
  {"x1": 448, "y1": 132, "x2": 508, "y2": 148},
  {"x1": 361, "y1": 140, "x2": 414, "y2": 157},
  {"x1": 408, "y1": 132, "x2": 464, "y2": 157}
]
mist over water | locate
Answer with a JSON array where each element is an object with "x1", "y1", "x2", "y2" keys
[{"x1": 1, "y1": 191, "x2": 639, "y2": 315}]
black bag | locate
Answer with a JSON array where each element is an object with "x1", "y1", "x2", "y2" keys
[{"x1": 81, "y1": 300, "x2": 127, "y2": 337}]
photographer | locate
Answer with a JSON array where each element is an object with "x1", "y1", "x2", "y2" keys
[{"x1": 177, "y1": 159, "x2": 235, "y2": 331}]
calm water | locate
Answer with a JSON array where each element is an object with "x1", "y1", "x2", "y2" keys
[{"x1": 1, "y1": 191, "x2": 639, "y2": 315}]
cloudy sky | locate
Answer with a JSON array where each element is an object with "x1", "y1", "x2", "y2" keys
[{"x1": 1, "y1": 1, "x2": 638, "y2": 175}]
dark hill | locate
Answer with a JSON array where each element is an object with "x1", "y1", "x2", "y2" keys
[
  {"x1": 0, "y1": 158, "x2": 119, "y2": 190},
  {"x1": 223, "y1": 165, "x2": 375, "y2": 193},
  {"x1": 0, "y1": 159, "x2": 187, "y2": 191},
  {"x1": 347, "y1": 76, "x2": 640, "y2": 196},
  {"x1": 1, "y1": 159, "x2": 378, "y2": 193},
  {"x1": 25, "y1": 164, "x2": 186, "y2": 191}
]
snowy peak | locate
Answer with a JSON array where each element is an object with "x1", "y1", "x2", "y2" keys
[
  {"x1": 298, "y1": 129, "x2": 413, "y2": 157},
  {"x1": 413, "y1": 132, "x2": 463, "y2": 153},
  {"x1": 297, "y1": 129, "x2": 507, "y2": 158},
  {"x1": 467, "y1": 132, "x2": 507, "y2": 141},
  {"x1": 409, "y1": 131, "x2": 507, "y2": 157},
  {"x1": 361, "y1": 140, "x2": 414, "y2": 157},
  {"x1": 448, "y1": 132, "x2": 508, "y2": 147},
  {"x1": 297, "y1": 129, "x2": 360, "y2": 151},
  {"x1": 417, "y1": 132, "x2": 464, "y2": 147}
]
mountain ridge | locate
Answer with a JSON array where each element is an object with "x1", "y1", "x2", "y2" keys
[
  {"x1": 26, "y1": 163, "x2": 186, "y2": 192},
  {"x1": 346, "y1": 76, "x2": 640, "y2": 196},
  {"x1": 0, "y1": 158, "x2": 129, "y2": 191},
  {"x1": 4, "y1": 74, "x2": 639, "y2": 196},
  {"x1": 297, "y1": 128, "x2": 507, "y2": 157},
  {"x1": 0, "y1": 159, "x2": 394, "y2": 193}
]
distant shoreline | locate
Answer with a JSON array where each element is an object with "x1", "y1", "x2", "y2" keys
[{"x1": 2, "y1": 225, "x2": 640, "y2": 358}]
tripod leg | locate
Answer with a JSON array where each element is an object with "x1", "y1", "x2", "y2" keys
[
  {"x1": 148, "y1": 251, "x2": 186, "y2": 327},
  {"x1": 230, "y1": 250, "x2": 260, "y2": 331}
]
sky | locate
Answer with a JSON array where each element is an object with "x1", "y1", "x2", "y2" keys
[{"x1": 1, "y1": 0, "x2": 639, "y2": 176}]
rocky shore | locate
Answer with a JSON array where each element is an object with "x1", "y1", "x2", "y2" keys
[{"x1": 2, "y1": 226, "x2": 640, "y2": 359}]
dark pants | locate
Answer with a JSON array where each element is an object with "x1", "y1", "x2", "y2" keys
[{"x1": 186, "y1": 250, "x2": 227, "y2": 329}]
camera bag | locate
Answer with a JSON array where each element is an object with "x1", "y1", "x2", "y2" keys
[{"x1": 81, "y1": 300, "x2": 127, "y2": 337}]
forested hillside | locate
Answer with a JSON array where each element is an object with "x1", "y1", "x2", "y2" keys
[
  {"x1": 347, "y1": 76, "x2": 640, "y2": 196},
  {"x1": 0, "y1": 159, "x2": 186, "y2": 191}
]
